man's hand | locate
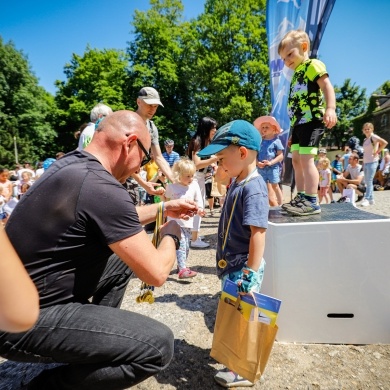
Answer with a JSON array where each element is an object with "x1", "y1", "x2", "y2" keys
[
  {"x1": 235, "y1": 266, "x2": 258, "y2": 293},
  {"x1": 164, "y1": 199, "x2": 198, "y2": 220},
  {"x1": 145, "y1": 182, "x2": 165, "y2": 196}
]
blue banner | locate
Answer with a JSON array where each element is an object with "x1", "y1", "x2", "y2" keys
[{"x1": 266, "y1": 0, "x2": 336, "y2": 184}]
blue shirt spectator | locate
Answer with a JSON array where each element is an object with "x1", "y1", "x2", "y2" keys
[
  {"x1": 162, "y1": 139, "x2": 180, "y2": 167},
  {"x1": 331, "y1": 154, "x2": 343, "y2": 181}
]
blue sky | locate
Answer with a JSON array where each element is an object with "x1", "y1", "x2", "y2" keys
[{"x1": 2, "y1": 0, "x2": 389, "y2": 97}]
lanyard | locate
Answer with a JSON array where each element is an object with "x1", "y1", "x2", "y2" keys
[{"x1": 221, "y1": 168, "x2": 258, "y2": 256}]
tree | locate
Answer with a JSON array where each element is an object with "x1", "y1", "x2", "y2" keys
[
  {"x1": 0, "y1": 37, "x2": 57, "y2": 167},
  {"x1": 127, "y1": 0, "x2": 271, "y2": 153},
  {"x1": 127, "y1": 0, "x2": 193, "y2": 153},
  {"x1": 55, "y1": 47, "x2": 129, "y2": 152},
  {"x1": 325, "y1": 79, "x2": 367, "y2": 148},
  {"x1": 190, "y1": 0, "x2": 270, "y2": 125}
]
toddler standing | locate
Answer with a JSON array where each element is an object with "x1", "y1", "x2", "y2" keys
[
  {"x1": 317, "y1": 157, "x2": 331, "y2": 204},
  {"x1": 164, "y1": 158, "x2": 205, "y2": 279},
  {"x1": 254, "y1": 116, "x2": 284, "y2": 206}
]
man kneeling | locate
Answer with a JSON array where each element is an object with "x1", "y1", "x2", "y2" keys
[{"x1": 0, "y1": 111, "x2": 198, "y2": 389}]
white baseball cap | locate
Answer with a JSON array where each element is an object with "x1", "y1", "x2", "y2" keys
[{"x1": 137, "y1": 87, "x2": 164, "y2": 107}]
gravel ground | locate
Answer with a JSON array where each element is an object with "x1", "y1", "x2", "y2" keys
[
  {"x1": 1, "y1": 189, "x2": 389, "y2": 389},
  {"x1": 125, "y1": 188, "x2": 390, "y2": 390}
]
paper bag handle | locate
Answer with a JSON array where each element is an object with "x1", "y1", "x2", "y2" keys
[{"x1": 235, "y1": 292, "x2": 260, "y2": 322}]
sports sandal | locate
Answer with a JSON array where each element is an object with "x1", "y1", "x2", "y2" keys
[{"x1": 178, "y1": 268, "x2": 197, "y2": 279}]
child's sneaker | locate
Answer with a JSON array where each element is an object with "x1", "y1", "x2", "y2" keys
[
  {"x1": 284, "y1": 198, "x2": 321, "y2": 216},
  {"x1": 337, "y1": 196, "x2": 347, "y2": 203},
  {"x1": 190, "y1": 238, "x2": 210, "y2": 248},
  {"x1": 178, "y1": 268, "x2": 197, "y2": 279},
  {"x1": 281, "y1": 194, "x2": 304, "y2": 211},
  {"x1": 214, "y1": 369, "x2": 254, "y2": 388},
  {"x1": 369, "y1": 199, "x2": 375, "y2": 205},
  {"x1": 360, "y1": 199, "x2": 369, "y2": 207}
]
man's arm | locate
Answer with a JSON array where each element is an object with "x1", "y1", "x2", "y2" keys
[
  {"x1": 338, "y1": 170, "x2": 363, "y2": 186},
  {"x1": 110, "y1": 199, "x2": 198, "y2": 286},
  {"x1": 109, "y1": 225, "x2": 178, "y2": 287},
  {"x1": 152, "y1": 144, "x2": 174, "y2": 182},
  {"x1": 135, "y1": 199, "x2": 198, "y2": 225},
  {"x1": 0, "y1": 229, "x2": 39, "y2": 332},
  {"x1": 131, "y1": 172, "x2": 164, "y2": 196},
  {"x1": 348, "y1": 174, "x2": 363, "y2": 186}
]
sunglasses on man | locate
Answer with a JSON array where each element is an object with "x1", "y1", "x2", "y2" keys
[{"x1": 136, "y1": 139, "x2": 151, "y2": 167}]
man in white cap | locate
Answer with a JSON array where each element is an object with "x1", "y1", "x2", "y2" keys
[
  {"x1": 132, "y1": 87, "x2": 175, "y2": 195},
  {"x1": 78, "y1": 103, "x2": 113, "y2": 150}
]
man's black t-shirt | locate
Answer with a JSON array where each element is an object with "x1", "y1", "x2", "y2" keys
[{"x1": 6, "y1": 151, "x2": 143, "y2": 308}]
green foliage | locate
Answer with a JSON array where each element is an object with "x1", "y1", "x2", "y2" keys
[
  {"x1": 126, "y1": 0, "x2": 192, "y2": 153},
  {"x1": 0, "y1": 37, "x2": 57, "y2": 167},
  {"x1": 381, "y1": 81, "x2": 390, "y2": 95},
  {"x1": 126, "y1": 0, "x2": 270, "y2": 152},
  {"x1": 191, "y1": 0, "x2": 270, "y2": 125},
  {"x1": 352, "y1": 80, "x2": 390, "y2": 138},
  {"x1": 372, "y1": 80, "x2": 390, "y2": 96},
  {"x1": 54, "y1": 47, "x2": 129, "y2": 151},
  {"x1": 4, "y1": 3, "x2": 389, "y2": 161},
  {"x1": 324, "y1": 79, "x2": 367, "y2": 148}
]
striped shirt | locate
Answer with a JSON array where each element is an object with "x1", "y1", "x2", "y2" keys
[{"x1": 162, "y1": 151, "x2": 180, "y2": 167}]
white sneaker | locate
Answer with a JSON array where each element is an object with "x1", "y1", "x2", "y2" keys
[
  {"x1": 360, "y1": 199, "x2": 369, "y2": 207},
  {"x1": 214, "y1": 369, "x2": 254, "y2": 387},
  {"x1": 369, "y1": 199, "x2": 375, "y2": 205},
  {"x1": 190, "y1": 239, "x2": 210, "y2": 248}
]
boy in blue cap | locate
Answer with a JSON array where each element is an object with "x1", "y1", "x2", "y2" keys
[{"x1": 198, "y1": 119, "x2": 269, "y2": 388}]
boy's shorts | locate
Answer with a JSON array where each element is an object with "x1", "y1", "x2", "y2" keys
[
  {"x1": 290, "y1": 120, "x2": 325, "y2": 155},
  {"x1": 221, "y1": 259, "x2": 265, "y2": 293},
  {"x1": 259, "y1": 166, "x2": 280, "y2": 184}
]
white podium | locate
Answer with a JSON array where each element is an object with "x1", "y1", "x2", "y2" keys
[{"x1": 262, "y1": 203, "x2": 390, "y2": 344}]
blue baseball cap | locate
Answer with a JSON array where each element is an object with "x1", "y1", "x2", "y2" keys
[{"x1": 197, "y1": 120, "x2": 261, "y2": 157}]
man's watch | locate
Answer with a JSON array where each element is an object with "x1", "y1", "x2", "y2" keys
[{"x1": 164, "y1": 234, "x2": 180, "y2": 250}]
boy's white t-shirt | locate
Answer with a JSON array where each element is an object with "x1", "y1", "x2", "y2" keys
[{"x1": 165, "y1": 181, "x2": 203, "y2": 228}]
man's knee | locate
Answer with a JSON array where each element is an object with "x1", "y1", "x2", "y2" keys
[{"x1": 150, "y1": 322, "x2": 174, "y2": 369}]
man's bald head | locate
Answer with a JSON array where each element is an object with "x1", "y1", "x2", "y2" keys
[
  {"x1": 85, "y1": 110, "x2": 151, "y2": 181},
  {"x1": 95, "y1": 110, "x2": 149, "y2": 144}
]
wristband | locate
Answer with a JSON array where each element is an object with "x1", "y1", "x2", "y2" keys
[
  {"x1": 236, "y1": 266, "x2": 258, "y2": 293},
  {"x1": 164, "y1": 234, "x2": 180, "y2": 250}
]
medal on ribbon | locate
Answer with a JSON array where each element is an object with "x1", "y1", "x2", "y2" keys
[{"x1": 218, "y1": 259, "x2": 227, "y2": 269}]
